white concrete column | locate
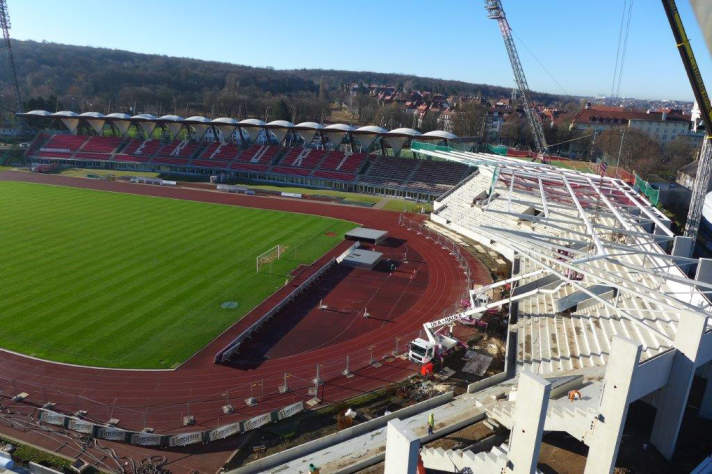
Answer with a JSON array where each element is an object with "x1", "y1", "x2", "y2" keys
[
  {"x1": 695, "y1": 258, "x2": 712, "y2": 285},
  {"x1": 650, "y1": 311, "x2": 708, "y2": 460},
  {"x1": 507, "y1": 371, "x2": 551, "y2": 474},
  {"x1": 698, "y1": 363, "x2": 712, "y2": 420},
  {"x1": 384, "y1": 419, "x2": 420, "y2": 474},
  {"x1": 672, "y1": 236, "x2": 694, "y2": 259},
  {"x1": 584, "y1": 337, "x2": 642, "y2": 474}
]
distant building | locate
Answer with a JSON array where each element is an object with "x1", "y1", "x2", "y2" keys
[
  {"x1": 0, "y1": 127, "x2": 22, "y2": 138},
  {"x1": 570, "y1": 104, "x2": 694, "y2": 145}
]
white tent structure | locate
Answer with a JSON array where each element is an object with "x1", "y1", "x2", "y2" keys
[
  {"x1": 184, "y1": 116, "x2": 211, "y2": 140},
  {"x1": 131, "y1": 114, "x2": 158, "y2": 138},
  {"x1": 383, "y1": 128, "x2": 421, "y2": 156},
  {"x1": 79, "y1": 112, "x2": 106, "y2": 135},
  {"x1": 352, "y1": 125, "x2": 387, "y2": 151},
  {"x1": 323, "y1": 123, "x2": 354, "y2": 148},
  {"x1": 238, "y1": 118, "x2": 266, "y2": 143},
  {"x1": 266, "y1": 120, "x2": 294, "y2": 145},
  {"x1": 293, "y1": 121, "x2": 323, "y2": 146},
  {"x1": 52, "y1": 111, "x2": 80, "y2": 134},
  {"x1": 105, "y1": 113, "x2": 132, "y2": 136},
  {"x1": 211, "y1": 117, "x2": 240, "y2": 143},
  {"x1": 158, "y1": 115, "x2": 185, "y2": 139}
]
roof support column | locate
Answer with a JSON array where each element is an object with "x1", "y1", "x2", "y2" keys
[
  {"x1": 507, "y1": 371, "x2": 551, "y2": 474},
  {"x1": 650, "y1": 311, "x2": 708, "y2": 460},
  {"x1": 696, "y1": 259, "x2": 712, "y2": 301},
  {"x1": 384, "y1": 419, "x2": 420, "y2": 474},
  {"x1": 672, "y1": 235, "x2": 694, "y2": 259},
  {"x1": 584, "y1": 337, "x2": 641, "y2": 474}
]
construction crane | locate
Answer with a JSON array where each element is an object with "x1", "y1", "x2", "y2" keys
[
  {"x1": 0, "y1": 0, "x2": 21, "y2": 112},
  {"x1": 662, "y1": 0, "x2": 712, "y2": 241},
  {"x1": 485, "y1": 0, "x2": 548, "y2": 156}
]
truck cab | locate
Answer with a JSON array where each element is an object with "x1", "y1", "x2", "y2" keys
[{"x1": 409, "y1": 338, "x2": 434, "y2": 364}]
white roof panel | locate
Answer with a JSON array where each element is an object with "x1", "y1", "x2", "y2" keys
[
  {"x1": 324, "y1": 123, "x2": 354, "y2": 132},
  {"x1": 422, "y1": 130, "x2": 457, "y2": 139},
  {"x1": 266, "y1": 120, "x2": 294, "y2": 128},
  {"x1": 354, "y1": 125, "x2": 388, "y2": 134},
  {"x1": 387, "y1": 127, "x2": 421, "y2": 137},
  {"x1": 294, "y1": 121, "x2": 323, "y2": 130},
  {"x1": 79, "y1": 111, "x2": 105, "y2": 118},
  {"x1": 239, "y1": 118, "x2": 266, "y2": 127}
]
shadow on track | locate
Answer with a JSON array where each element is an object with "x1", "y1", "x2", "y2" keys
[{"x1": 222, "y1": 264, "x2": 354, "y2": 370}]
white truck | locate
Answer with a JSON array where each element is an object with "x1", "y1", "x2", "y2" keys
[{"x1": 408, "y1": 270, "x2": 550, "y2": 365}]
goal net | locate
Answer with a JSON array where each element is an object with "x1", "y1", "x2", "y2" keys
[{"x1": 256, "y1": 244, "x2": 283, "y2": 272}]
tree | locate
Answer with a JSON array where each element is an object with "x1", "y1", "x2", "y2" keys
[
  {"x1": 452, "y1": 102, "x2": 487, "y2": 138},
  {"x1": 662, "y1": 136, "x2": 698, "y2": 179},
  {"x1": 419, "y1": 110, "x2": 439, "y2": 132},
  {"x1": 595, "y1": 127, "x2": 662, "y2": 179}
]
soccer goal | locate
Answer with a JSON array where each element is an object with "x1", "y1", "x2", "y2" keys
[{"x1": 256, "y1": 244, "x2": 283, "y2": 272}]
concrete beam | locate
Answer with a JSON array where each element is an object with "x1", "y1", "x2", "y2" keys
[
  {"x1": 384, "y1": 419, "x2": 419, "y2": 474},
  {"x1": 585, "y1": 337, "x2": 642, "y2": 474},
  {"x1": 672, "y1": 236, "x2": 694, "y2": 259},
  {"x1": 650, "y1": 311, "x2": 708, "y2": 460},
  {"x1": 654, "y1": 216, "x2": 672, "y2": 249},
  {"x1": 508, "y1": 372, "x2": 551, "y2": 474}
]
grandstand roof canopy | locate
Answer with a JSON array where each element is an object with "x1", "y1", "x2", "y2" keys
[
  {"x1": 211, "y1": 117, "x2": 239, "y2": 125},
  {"x1": 25, "y1": 109, "x2": 51, "y2": 117},
  {"x1": 17, "y1": 110, "x2": 459, "y2": 143},
  {"x1": 294, "y1": 121, "x2": 323, "y2": 130},
  {"x1": 324, "y1": 123, "x2": 354, "y2": 132},
  {"x1": 79, "y1": 112, "x2": 105, "y2": 118},
  {"x1": 266, "y1": 120, "x2": 294, "y2": 128},
  {"x1": 354, "y1": 125, "x2": 388, "y2": 135},
  {"x1": 158, "y1": 114, "x2": 184, "y2": 122},
  {"x1": 105, "y1": 112, "x2": 131, "y2": 120},
  {"x1": 239, "y1": 118, "x2": 266, "y2": 127},
  {"x1": 52, "y1": 111, "x2": 78, "y2": 118},
  {"x1": 130, "y1": 113, "x2": 157, "y2": 121},
  {"x1": 387, "y1": 127, "x2": 422, "y2": 137},
  {"x1": 422, "y1": 130, "x2": 457, "y2": 140}
]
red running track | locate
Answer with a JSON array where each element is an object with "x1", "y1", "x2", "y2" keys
[{"x1": 0, "y1": 171, "x2": 491, "y2": 469}]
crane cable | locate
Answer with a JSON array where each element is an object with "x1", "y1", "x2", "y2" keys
[{"x1": 611, "y1": 0, "x2": 635, "y2": 98}]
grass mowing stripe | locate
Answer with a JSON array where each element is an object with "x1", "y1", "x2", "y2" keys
[{"x1": 0, "y1": 182, "x2": 354, "y2": 368}]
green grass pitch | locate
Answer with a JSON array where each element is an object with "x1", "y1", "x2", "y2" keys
[{"x1": 0, "y1": 182, "x2": 355, "y2": 368}]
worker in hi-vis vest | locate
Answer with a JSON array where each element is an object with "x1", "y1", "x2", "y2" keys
[{"x1": 427, "y1": 412, "x2": 435, "y2": 435}]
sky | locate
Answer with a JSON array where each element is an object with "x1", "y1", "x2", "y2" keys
[{"x1": 7, "y1": 0, "x2": 712, "y2": 101}]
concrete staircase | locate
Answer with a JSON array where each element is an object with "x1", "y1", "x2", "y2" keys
[
  {"x1": 421, "y1": 442, "x2": 545, "y2": 473},
  {"x1": 486, "y1": 380, "x2": 603, "y2": 446}
]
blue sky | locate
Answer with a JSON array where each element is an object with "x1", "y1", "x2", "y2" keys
[{"x1": 7, "y1": 0, "x2": 712, "y2": 101}]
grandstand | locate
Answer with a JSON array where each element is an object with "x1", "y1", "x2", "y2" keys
[
  {"x1": 19, "y1": 110, "x2": 475, "y2": 201},
  {"x1": 413, "y1": 148, "x2": 712, "y2": 473}
]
